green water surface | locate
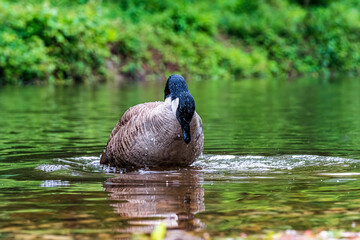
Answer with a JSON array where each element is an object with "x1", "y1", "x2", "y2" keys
[{"x1": 1, "y1": 78, "x2": 360, "y2": 239}]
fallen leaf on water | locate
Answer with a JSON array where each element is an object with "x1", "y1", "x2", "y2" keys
[{"x1": 150, "y1": 222, "x2": 166, "y2": 240}]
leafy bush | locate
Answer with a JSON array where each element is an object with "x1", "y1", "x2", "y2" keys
[
  {"x1": 1, "y1": 0, "x2": 360, "y2": 84},
  {"x1": 108, "y1": 0, "x2": 359, "y2": 80},
  {"x1": 0, "y1": 1, "x2": 112, "y2": 84},
  {"x1": 219, "y1": 0, "x2": 360, "y2": 77},
  {"x1": 106, "y1": 1, "x2": 270, "y2": 81},
  {"x1": 301, "y1": 2, "x2": 360, "y2": 74}
]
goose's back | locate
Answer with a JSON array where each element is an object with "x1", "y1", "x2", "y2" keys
[{"x1": 101, "y1": 101, "x2": 204, "y2": 168}]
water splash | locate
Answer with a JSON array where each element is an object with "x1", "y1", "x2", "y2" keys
[
  {"x1": 193, "y1": 154, "x2": 360, "y2": 173},
  {"x1": 40, "y1": 180, "x2": 70, "y2": 188},
  {"x1": 36, "y1": 154, "x2": 360, "y2": 176}
]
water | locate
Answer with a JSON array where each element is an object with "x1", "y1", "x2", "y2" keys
[{"x1": 1, "y1": 78, "x2": 360, "y2": 239}]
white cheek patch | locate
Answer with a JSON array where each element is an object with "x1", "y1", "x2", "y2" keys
[{"x1": 171, "y1": 98, "x2": 179, "y2": 115}]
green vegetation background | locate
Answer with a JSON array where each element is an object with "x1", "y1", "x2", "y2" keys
[{"x1": 0, "y1": 0, "x2": 359, "y2": 85}]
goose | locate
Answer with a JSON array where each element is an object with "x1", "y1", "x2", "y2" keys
[{"x1": 100, "y1": 74, "x2": 204, "y2": 168}]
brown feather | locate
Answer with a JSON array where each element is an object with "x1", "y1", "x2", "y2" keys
[{"x1": 100, "y1": 100, "x2": 204, "y2": 168}]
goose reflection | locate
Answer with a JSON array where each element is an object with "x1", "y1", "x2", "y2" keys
[{"x1": 103, "y1": 169, "x2": 205, "y2": 233}]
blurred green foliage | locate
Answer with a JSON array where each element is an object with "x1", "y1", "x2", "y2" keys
[
  {"x1": 0, "y1": 0, "x2": 359, "y2": 84},
  {"x1": 0, "y1": 1, "x2": 111, "y2": 84},
  {"x1": 214, "y1": 0, "x2": 360, "y2": 77}
]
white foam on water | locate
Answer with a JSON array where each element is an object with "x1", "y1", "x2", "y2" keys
[
  {"x1": 318, "y1": 172, "x2": 360, "y2": 176},
  {"x1": 36, "y1": 154, "x2": 360, "y2": 176},
  {"x1": 192, "y1": 154, "x2": 360, "y2": 173},
  {"x1": 36, "y1": 164, "x2": 69, "y2": 172},
  {"x1": 36, "y1": 156, "x2": 110, "y2": 173},
  {"x1": 40, "y1": 180, "x2": 70, "y2": 187}
]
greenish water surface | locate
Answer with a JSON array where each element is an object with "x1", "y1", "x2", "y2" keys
[{"x1": 1, "y1": 78, "x2": 360, "y2": 239}]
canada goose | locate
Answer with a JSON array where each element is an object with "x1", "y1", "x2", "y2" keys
[{"x1": 100, "y1": 74, "x2": 204, "y2": 168}]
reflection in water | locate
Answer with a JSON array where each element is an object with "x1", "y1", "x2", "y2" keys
[{"x1": 103, "y1": 169, "x2": 205, "y2": 233}]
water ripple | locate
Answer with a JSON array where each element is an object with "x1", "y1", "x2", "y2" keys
[
  {"x1": 193, "y1": 154, "x2": 359, "y2": 173},
  {"x1": 36, "y1": 154, "x2": 360, "y2": 176}
]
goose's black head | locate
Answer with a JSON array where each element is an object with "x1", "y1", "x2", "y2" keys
[{"x1": 164, "y1": 74, "x2": 195, "y2": 144}]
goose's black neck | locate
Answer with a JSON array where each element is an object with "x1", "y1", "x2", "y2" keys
[{"x1": 164, "y1": 74, "x2": 195, "y2": 144}]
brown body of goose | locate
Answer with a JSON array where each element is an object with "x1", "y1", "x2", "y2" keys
[{"x1": 100, "y1": 74, "x2": 204, "y2": 168}]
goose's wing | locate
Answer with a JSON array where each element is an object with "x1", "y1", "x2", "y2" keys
[
  {"x1": 109, "y1": 102, "x2": 162, "y2": 141},
  {"x1": 100, "y1": 102, "x2": 163, "y2": 165}
]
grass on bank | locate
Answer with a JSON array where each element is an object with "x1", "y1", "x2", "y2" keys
[{"x1": 0, "y1": 0, "x2": 359, "y2": 85}]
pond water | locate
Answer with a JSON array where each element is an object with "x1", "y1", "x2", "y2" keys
[{"x1": 1, "y1": 78, "x2": 360, "y2": 239}]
